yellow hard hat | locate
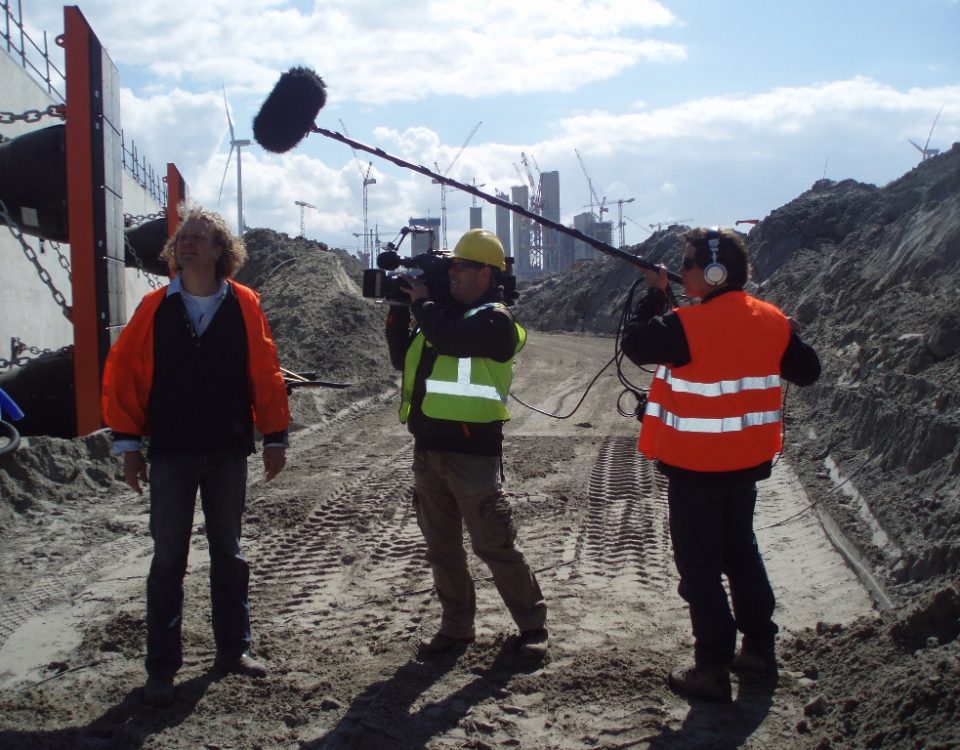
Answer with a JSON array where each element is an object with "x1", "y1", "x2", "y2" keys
[{"x1": 452, "y1": 229, "x2": 506, "y2": 271}]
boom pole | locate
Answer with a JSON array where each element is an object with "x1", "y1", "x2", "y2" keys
[{"x1": 312, "y1": 126, "x2": 680, "y2": 282}]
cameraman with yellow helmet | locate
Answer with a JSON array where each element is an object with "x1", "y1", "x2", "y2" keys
[{"x1": 385, "y1": 229, "x2": 548, "y2": 659}]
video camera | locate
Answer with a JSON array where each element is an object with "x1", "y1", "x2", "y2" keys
[
  {"x1": 362, "y1": 226, "x2": 453, "y2": 306},
  {"x1": 362, "y1": 226, "x2": 519, "y2": 307}
]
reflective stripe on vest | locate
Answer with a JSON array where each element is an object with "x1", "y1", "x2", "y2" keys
[
  {"x1": 425, "y1": 357, "x2": 504, "y2": 402},
  {"x1": 645, "y1": 400, "x2": 781, "y2": 433},
  {"x1": 653, "y1": 367, "x2": 782, "y2": 397}
]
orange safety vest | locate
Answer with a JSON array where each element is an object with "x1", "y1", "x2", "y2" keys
[
  {"x1": 638, "y1": 291, "x2": 790, "y2": 472},
  {"x1": 101, "y1": 279, "x2": 289, "y2": 437}
]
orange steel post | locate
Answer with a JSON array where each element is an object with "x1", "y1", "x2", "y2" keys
[
  {"x1": 63, "y1": 6, "x2": 99, "y2": 435},
  {"x1": 165, "y1": 163, "x2": 186, "y2": 240},
  {"x1": 63, "y1": 6, "x2": 125, "y2": 435}
]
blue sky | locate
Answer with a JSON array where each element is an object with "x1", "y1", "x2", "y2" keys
[{"x1": 21, "y1": 0, "x2": 960, "y2": 257}]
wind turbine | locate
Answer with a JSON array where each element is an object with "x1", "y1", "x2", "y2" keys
[
  {"x1": 218, "y1": 87, "x2": 251, "y2": 235},
  {"x1": 909, "y1": 105, "x2": 944, "y2": 162}
]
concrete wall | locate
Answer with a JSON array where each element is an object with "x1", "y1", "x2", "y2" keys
[{"x1": 1, "y1": 47, "x2": 163, "y2": 366}]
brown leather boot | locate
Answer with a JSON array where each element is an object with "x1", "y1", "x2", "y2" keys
[
  {"x1": 214, "y1": 652, "x2": 268, "y2": 678},
  {"x1": 667, "y1": 664, "x2": 732, "y2": 702},
  {"x1": 143, "y1": 676, "x2": 175, "y2": 707},
  {"x1": 731, "y1": 646, "x2": 778, "y2": 675},
  {"x1": 418, "y1": 633, "x2": 474, "y2": 656}
]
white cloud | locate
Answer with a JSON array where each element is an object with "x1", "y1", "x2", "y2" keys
[
  {"x1": 46, "y1": 0, "x2": 682, "y2": 103},
  {"x1": 15, "y1": 2, "x2": 957, "y2": 250}
]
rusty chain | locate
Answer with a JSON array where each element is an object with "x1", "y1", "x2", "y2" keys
[
  {"x1": 0, "y1": 199, "x2": 71, "y2": 318},
  {"x1": 124, "y1": 211, "x2": 165, "y2": 227},
  {"x1": 0, "y1": 338, "x2": 73, "y2": 372},
  {"x1": 123, "y1": 232, "x2": 163, "y2": 290},
  {"x1": 0, "y1": 104, "x2": 65, "y2": 125}
]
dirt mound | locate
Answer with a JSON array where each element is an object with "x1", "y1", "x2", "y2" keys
[
  {"x1": 783, "y1": 582, "x2": 960, "y2": 750},
  {"x1": 236, "y1": 228, "x2": 394, "y2": 426},
  {"x1": 513, "y1": 228, "x2": 686, "y2": 334},
  {"x1": 749, "y1": 144, "x2": 960, "y2": 598}
]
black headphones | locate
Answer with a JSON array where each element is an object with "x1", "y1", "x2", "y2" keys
[{"x1": 703, "y1": 227, "x2": 728, "y2": 286}]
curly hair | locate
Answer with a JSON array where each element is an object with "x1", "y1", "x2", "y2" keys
[{"x1": 159, "y1": 202, "x2": 247, "y2": 278}]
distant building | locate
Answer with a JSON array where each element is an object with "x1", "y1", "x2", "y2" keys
[
  {"x1": 573, "y1": 212, "x2": 613, "y2": 262},
  {"x1": 407, "y1": 216, "x2": 440, "y2": 254},
  {"x1": 511, "y1": 185, "x2": 531, "y2": 275},
  {"x1": 495, "y1": 192, "x2": 512, "y2": 262},
  {"x1": 539, "y1": 171, "x2": 561, "y2": 272}
]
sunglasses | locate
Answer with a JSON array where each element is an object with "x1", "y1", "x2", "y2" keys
[
  {"x1": 680, "y1": 257, "x2": 699, "y2": 270},
  {"x1": 450, "y1": 260, "x2": 485, "y2": 271}
]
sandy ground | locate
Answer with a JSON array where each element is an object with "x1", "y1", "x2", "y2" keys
[{"x1": 0, "y1": 331, "x2": 878, "y2": 749}]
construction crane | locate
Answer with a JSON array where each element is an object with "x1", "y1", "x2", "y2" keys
[
  {"x1": 471, "y1": 178, "x2": 486, "y2": 207},
  {"x1": 612, "y1": 197, "x2": 635, "y2": 247},
  {"x1": 339, "y1": 119, "x2": 377, "y2": 262},
  {"x1": 574, "y1": 148, "x2": 607, "y2": 222},
  {"x1": 433, "y1": 121, "x2": 481, "y2": 249},
  {"x1": 648, "y1": 219, "x2": 692, "y2": 232},
  {"x1": 648, "y1": 219, "x2": 693, "y2": 232},
  {"x1": 295, "y1": 200, "x2": 316, "y2": 237},
  {"x1": 520, "y1": 152, "x2": 544, "y2": 268},
  {"x1": 626, "y1": 216, "x2": 651, "y2": 234}
]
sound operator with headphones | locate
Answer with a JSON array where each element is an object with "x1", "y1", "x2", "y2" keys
[{"x1": 621, "y1": 227, "x2": 820, "y2": 702}]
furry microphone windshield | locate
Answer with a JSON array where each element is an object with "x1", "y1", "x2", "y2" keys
[{"x1": 252, "y1": 67, "x2": 327, "y2": 154}]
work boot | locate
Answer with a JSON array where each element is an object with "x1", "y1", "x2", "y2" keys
[
  {"x1": 516, "y1": 628, "x2": 548, "y2": 659},
  {"x1": 667, "y1": 664, "x2": 732, "y2": 702},
  {"x1": 214, "y1": 652, "x2": 268, "y2": 678},
  {"x1": 143, "y1": 676, "x2": 175, "y2": 707},
  {"x1": 418, "y1": 633, "x2": 474, "y2": 656},
  {"x1": 731, "y1": 646, "x2": 778, "y2": 675}
]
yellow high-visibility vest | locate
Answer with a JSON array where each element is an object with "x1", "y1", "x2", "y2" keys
[{"x1": 400, "y1": 303, "x2": 525, "y2": 424}]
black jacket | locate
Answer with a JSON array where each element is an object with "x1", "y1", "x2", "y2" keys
[{"x1": 147, "y1": 291, "x2": 254, "y2": 456}]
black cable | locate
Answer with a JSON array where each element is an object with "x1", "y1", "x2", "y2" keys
[
  {"x1": 611, "y1": 278, "x2": 682, "y2": 419},
  {"x1": 509, "y1": 276, "x2": 682, "y2": 422},
  {"x1": 509, "y1": 354, "x2": 616, "y2": 419}
]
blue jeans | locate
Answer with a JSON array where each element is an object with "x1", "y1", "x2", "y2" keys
[
  {"x1": 667, "y1": 476, "x2": 778, "y2": 668},
  {"x1": 146, "y1": 451, "x2": 250, "y2": 678}
]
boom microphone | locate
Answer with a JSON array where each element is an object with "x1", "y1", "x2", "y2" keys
[{"x1": 252, "y1": 67, "x2": 327, "y2": 154}]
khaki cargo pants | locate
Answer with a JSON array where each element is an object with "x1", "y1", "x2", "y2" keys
[{"x1": 412, "y1": 448, "x2": 547, "y2": 639}]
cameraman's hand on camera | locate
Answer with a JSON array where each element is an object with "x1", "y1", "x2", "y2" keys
[{"x1": 401, "y1": 275, "x2": 430, "y2": 304}]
